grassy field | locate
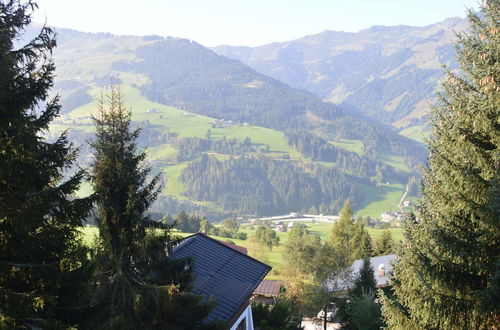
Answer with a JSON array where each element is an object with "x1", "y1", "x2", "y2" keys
[
  {"x1": 78, "y1": 224, "x2": 403, "y2": 280},
  {"x1": 147, "y1": 144, "x2": 178, "y2": 161},
  {"x1": 329, "y1": 139, "x2": 363, "y2": 155},
  {"x1": 399, "y1": 125, "x2": 429, "y2": 144},
  {"x1": 378, "y1": 151, "x2": 409, "y2": 172},
  {"x1": 289, "y1": 222, "x2": 403, "y2": 242},
  {"x1": 162, "y1": 163, "x2": 189, "y2": 198},
  {"x1": 210, "y1": 126, "x2": 293, "y2": 154},
  {"x1": 355, "y1": 183, "x2": 405, "y2": 217}
]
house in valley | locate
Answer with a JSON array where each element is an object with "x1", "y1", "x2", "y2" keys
[{"x1": 252, "y1": 280, "x2": 284, "y2": 305}]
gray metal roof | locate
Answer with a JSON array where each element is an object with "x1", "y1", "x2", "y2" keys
[
  {"x1": 171, "y1": 233, "x2": 271, "y2": 324},
  {"x1": 253, "y1": 279, "x2": 282, "y2": 296},
  {"x1": 351, "y1": 254, "x2": 397, "y2": 287}
]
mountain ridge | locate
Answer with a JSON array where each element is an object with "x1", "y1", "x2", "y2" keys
[{"x1": 213, "y1": 16, "x2": 468, "y2": 130}]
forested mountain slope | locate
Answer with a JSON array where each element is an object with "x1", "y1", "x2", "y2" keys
[
  {"x1": 213, "y1": 17, "x2": 467, "y2": 130},
  {"x1": 32, "y1": 25, "x2": 424, "y2": 217},
  {"x1": 43, "y1": 26, "x2": 424, "y2": 168}
]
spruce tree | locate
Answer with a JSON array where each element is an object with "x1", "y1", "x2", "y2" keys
[
  {"x1": 380, "y1": 2, "x2": 500, "y2": 328},
  {"x1": 346, "y1": 293, "x2": 384, "y2": 330},
  {"x1": 372, "y1": 229, "x2": 395, "y2": 256},
  {"x1": 350, "y1": 258, "x2": 376, "y2": 297},
  {"x1": 329, "y1": 201, "x2": 372, "y2": 263},
  {"x1": 89, "y1": 86, "x2": 213, "y2": 329},
  {"x1": 346, "y1": 259, "x2": 385, "y2": 330},
  {"x1": 351, "y1": 220, "x2": 372, "y2": 261},
  {"x1": 330, "y1": 201, "x2": 354, "y2": 264},
  {"x1": 0, "y1": 1, "x2": 92, "y2": 327}
]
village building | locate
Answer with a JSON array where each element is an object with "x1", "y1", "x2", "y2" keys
[
  {"x1": 380, "y1": 212, "x2": 403, "y2": 223},
  {"x1": 171, "y1": 233, "x2": 270, "y2": 330},
  {"x1": 351, "y1": 254, "x2": 397, "y2": 287},
  {"x1": 252, "y1": 280, "x2": 283, "y2": 305}
]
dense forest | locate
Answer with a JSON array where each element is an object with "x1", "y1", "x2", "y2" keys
[
  {"x1": 180, "y1": 154, "x2": 362, "y2": 215},
  {"x1": 287, "y1": 131, "x2": 410, "y2": 182},
  {"x1": 174, "y1": 135, "x2": 266, "y2": 161}
]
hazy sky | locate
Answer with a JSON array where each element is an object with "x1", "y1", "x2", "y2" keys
[{"x1": 32, "y1": 0, "x2": 479, "y2": 47}]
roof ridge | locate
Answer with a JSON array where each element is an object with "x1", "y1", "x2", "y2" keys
[
  {"x1": 172, "y1": 233, "x2": 197, "y2": 251},
  {"x1": 188, "y1": 233, "x2": 272, "y2": 271}
]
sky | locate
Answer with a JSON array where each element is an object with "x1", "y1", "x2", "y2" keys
[{"x1": 32, "y1": 0, "x2": 479, "y2": 47}]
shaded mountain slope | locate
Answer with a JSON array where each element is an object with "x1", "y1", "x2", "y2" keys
[{"x1": 213, "y1": 17, "x2": 468, "y2": 128}]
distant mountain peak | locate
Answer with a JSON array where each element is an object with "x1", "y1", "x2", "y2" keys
[{"x1": 213, "y1": 16, "x2": 468, "y2": 129}]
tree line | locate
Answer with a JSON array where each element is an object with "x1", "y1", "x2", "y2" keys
[
  {"x1": 287, "y1": 130, "x2": 377, "y2": 177},
  {"x1": 174, "y1": 135, "x2": 268, "y2": 161},
  {"x1": 180, "y1": 154, "x2": 362, "y2": 215},
  {"x1": 287, "y1": 130, "x2": 411, "y2": 184},
  {"x1": 173, "y1": 211, "x2": 248, "y2": 240}
]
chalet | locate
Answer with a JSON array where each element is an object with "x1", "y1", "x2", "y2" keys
[
  {"x1": 171, "y1": 233, "x2": 271, "y2": 330},
  {"x1": 351, "y1": 254, "x2": 397, "y2": 287},
  {"x1": 252, "y1": 280, "x2": 283, "y2": 305}
]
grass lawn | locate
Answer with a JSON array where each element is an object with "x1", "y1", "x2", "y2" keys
[
  {"x1": 378, "y1": 151, "x2": 409, "y2": 172},
  {"x1": 355, "y1": 183, "x2": 405, "y2": 217},
  {"x1": 162, "y1": 163, "x2": 188, "y2": 197}
]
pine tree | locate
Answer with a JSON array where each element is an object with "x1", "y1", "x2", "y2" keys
[
  {"x1": 373, "y1": 229, "x2": 395, "y2": 256},
  {"x1": 350, "y1": 258, "x2": 376, "y2": 297},
  {"x1": 330, "y1": 201, "x2": 354, "y2": 263},
  {"x1": 89, "y1": 86, "x2": 212, "y2": 328},
  {"x1": 329, "y1": 201, "x2": 372, "y2": 263},
  {"x1": 345, "y1": 259, "x2": 385, "y2": 330},
  {"x1": 380, "y1": 2, "x2": 500, "y2": 328},
  {"x1": 0, "y1": 1, "x2": 93, "y2": 327},
  {"x1": 351, "y1": 220, "x2": 372, "y2": 261}
]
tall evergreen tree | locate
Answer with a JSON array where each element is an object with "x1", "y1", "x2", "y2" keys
[
  {"x1": 89, "y1": 86, "x2": 213, "y2": 329},
  {"x1": 345, "y1": 259, "x2": 385, "y2": 330},
  {"x1": 372, "y1": 229, "x2": 395, "y2": 256},
  {"x1": 0, "y1": 1, "x2": 93, "y2": 327},
  {"x1": 350, "y1": 258, "x2": 376, "y2": 297},
  {"x1": 351, "y1": 220, "x2": 372, "y2": 261},
  {"x1": 329, "y1": 201, "x2": 371, "y2": 263},
  {"x1": 380, "y1": 2, "x2": 500, "y2": 329},
  {"x1": 329, "y1": 201, "x2": 354, "y2": 263},
  {"x1": 345, "y1": 293, "x2": 384, "y2": 330}
]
